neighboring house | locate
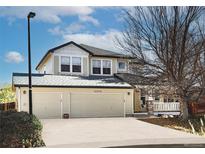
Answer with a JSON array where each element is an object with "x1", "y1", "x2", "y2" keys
[{"x1": 12, "y1": 41, "x2": 134, "y2": 119}]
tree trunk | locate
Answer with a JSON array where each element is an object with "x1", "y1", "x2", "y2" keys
[{"x1": 180, "y1": 98, "x2": 189, "y2": 120}]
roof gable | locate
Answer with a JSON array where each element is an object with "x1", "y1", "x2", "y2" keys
[
  {"x1": 36, "y1": 41, "x2": 127, "y2": 70},
  {"x1": 54, "y1": 43, "x2": 90, "y2": 56},
  {"x1": 36, "y1": 41, "x2": 92, "y2": 70}
]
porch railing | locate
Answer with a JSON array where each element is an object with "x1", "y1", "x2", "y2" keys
[{"x1": 153, "y1": 102, "x2": 180, "y2": 112}]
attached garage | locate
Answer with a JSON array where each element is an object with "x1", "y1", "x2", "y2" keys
[{"x1": 13, "y1": 73, "x2": 134, "y2": 119}]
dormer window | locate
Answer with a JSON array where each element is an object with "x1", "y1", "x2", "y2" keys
[{"x1": 61, "y1": 56, "x2": 70, "y2": 72}]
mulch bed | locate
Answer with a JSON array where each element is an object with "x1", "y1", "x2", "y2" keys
[{"x1": 139, "y1": 117, "x2": 205, "y2": 136}]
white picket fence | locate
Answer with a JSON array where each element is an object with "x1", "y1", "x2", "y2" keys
[{"x1": 153, "y1": 102, "x2": 180, "y2": 112}]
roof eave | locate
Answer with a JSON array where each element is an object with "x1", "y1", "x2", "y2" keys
[{"x1": 13, "y1": 84, "x2": 133, "y2": 89}]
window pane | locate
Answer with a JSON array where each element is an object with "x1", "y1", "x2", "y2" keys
[
  {"x1": 73, "y1": 65, "x2": 81, "y2": 72},
  {"x1": 61, "y1": 65, "x2": 70, "y2": 72},
  {"x1": 103, "y1": 68, "x2": 111, "y2": 74},
  {"x1": 61, "y1": 56, "x2": 70, "y2": 72},
  {"x1": 92, "y1": 60, "x2": 101, "y2": 74},
  {"x1": 72, "y1": 57, "x2": 81, "y2": 65},
  {"x1": 93, "y1": 60, "x2": 101, "y2": 67},
  {"x1": 118, "y1": 62, "x2": 125, "y2": 69},
  {"x1": 103, "y1": 60, "x2": 111, "y2": 74},
  {"x1": 93, "y1": 68, "x2": 101, "y2": 74},
  {"x1": 103, "y1": 60, "x2": 111, "y2": 68},
  {"x1": 61, "y1": 56, "x2": 70, "y2": 65},
  {"x1": 72, "y1": 57, "x2": 81, "y2": 73}
]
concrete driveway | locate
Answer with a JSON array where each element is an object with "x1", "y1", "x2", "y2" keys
[{"x1": 41, "y1": 118, "x2": 205, "y2": 148}]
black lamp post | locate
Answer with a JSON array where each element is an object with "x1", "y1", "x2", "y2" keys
[{"x1": 27, "y1": 12, "x2": 35, "y2": 115}]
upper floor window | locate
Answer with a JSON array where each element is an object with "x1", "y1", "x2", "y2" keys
[
  {"x1": 118, "y1": 61, "x2": 126, "y2": 70},
  {"x1": 60, "y1": 56, "x2": 82, "y2": 73},
  {"x1": 103, "y1": 60, "x2": 111, "y2": 74},
  {"x1": 72, "y1": 57, "x2": 81, "y2": 73},
  {"x1": 92, "y1": 59, "x2": 112, "y2": 75},
  {"x1": 92, "y1": 60, "x2": 101, "y2": 74},
  {"x1": 61, "y1": 56, "x2": 70, "y2": 72}
]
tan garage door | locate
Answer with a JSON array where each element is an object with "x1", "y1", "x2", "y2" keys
[
  {"x1": 33, "y1": 92, "x2": 62, "y2": 119},
  {"x1": 70, "y1": 93, "x2": 125, "y2": 118}
]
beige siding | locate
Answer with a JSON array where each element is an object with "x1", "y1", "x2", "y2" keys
[
  {"x1": 37, "y1": 54, "x2": 53, "y2": 73},
  {"x1": 20, "y1": 88, "x2": 29, "y2": 112},
  {"x1": 17, "y1": 87, "x2": 134, "y2": 118}
]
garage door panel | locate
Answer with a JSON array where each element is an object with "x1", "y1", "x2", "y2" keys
[
  {"x1": 33, "y1": 93, "x2": 61, "y2": 119},
  {"x1": 71, "y1": 93, "x2": 124, "y2": 118}
]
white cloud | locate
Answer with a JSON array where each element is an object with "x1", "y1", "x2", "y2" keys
[
  {"x1": 0, "y1": 6, "x2": 95, "y2": 24},
  {"x1": 48, "y1": 26, "x2": 64, "y2": 36},
  {"x1": 79, "y1": 15, "x2": 100, "y2": 26},
  {"x1": 5, "y1": 51, "x2": 24, "y2": 63},
  {"x1": 62, "y1": 29, "x2": 123, "y2": 52},
  {"x1": 48, "y1": 22, "x2": 86, "y2": 36},
  {"x1": 65, "y1": 23, "x2": 85, "y2": 33}
]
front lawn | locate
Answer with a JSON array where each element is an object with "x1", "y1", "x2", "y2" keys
[{"x1": 139, "y1": 116, "x2": 205, "y2": 136}]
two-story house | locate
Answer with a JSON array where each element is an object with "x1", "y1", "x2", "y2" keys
[{"x1": 12, "y1": 41, "x2": 135, "y2": 119}]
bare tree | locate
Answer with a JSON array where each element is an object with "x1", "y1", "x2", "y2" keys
[{"x1": 117, "y1": 6, "x2": 205, "y2": 119}]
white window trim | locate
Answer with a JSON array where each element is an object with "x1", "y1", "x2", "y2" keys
[
  {"x1": 91, "y1": 59, "x2": 112, "y2": 76},
  {"x1": 117, "y1": 61, "x2": 127, "y2": 71},
  {"x1": 59, "y1": 55, "x2": 83, "y2": 75}
]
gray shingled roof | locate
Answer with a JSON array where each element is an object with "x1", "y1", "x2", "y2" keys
[
  {"x1": 12, "y1": 73, "x2": 132, "y2": 88},
  {"x1": 80, "y1": 44, "x2": 125, "y2": 57}
]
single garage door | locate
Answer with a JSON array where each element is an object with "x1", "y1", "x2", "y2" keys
[
  {"x1": 70, "y1": 93, "x2": 125, "y2": 118},
  {"x1": 33, "y1": 92, "x2": 62, "y2": 119}
]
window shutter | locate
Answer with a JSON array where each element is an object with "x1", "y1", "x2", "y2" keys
[{"x1": 54, "y1": 56, "x2": 59, "y2": 74}]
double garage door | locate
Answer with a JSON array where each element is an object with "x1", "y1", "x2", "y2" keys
[{"x1": 33, "y1": 92, "x2": 125, "y2": 119}]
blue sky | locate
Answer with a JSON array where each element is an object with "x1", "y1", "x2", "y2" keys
[{"x1": 0, "y1": 6, "x2": 125, "y2": 86}]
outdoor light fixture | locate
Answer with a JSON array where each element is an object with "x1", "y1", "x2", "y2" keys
[
  {"x1": 27, "y1": 12, "x2": 35, "y2": 115},
  {"x1": 28, "y1": 12, "x2": 36, "y2": 18}
]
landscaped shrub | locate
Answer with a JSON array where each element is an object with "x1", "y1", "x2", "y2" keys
[{"x1": 0, "y1": 111, "x2": 45, "y2": 147}]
